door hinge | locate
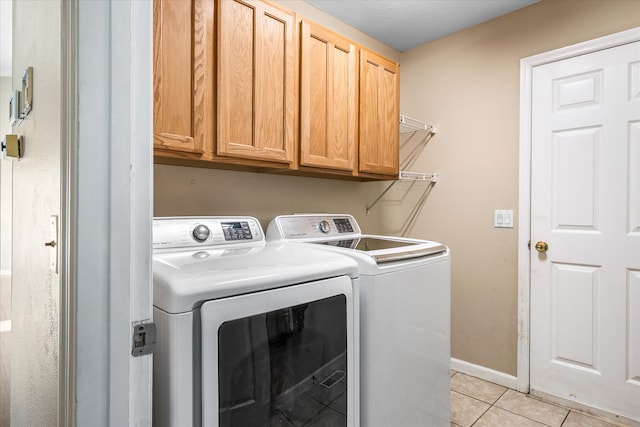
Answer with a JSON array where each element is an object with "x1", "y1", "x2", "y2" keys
[{"x1": 132, "y1": 322, "x2": 156, "y2": 357}]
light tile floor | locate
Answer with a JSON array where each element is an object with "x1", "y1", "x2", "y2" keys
[{"x1": 450, "y1": 371, "x2": 636, "y2": 427}]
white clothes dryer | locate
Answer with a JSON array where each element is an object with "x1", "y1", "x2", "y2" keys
[
  {"x1": 152, "y1": 216, "x2": 360, "y2": 427},
  {"x1": 267, "y1": 213, "x2": 451, "y2": 427}
]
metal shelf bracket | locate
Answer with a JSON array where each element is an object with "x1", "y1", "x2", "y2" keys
[{"x1": 366, "y1": 116, "x2": 440, "y2": 216}]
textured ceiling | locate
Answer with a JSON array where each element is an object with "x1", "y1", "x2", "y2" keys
[{"x1": 303, "y1": 0, "x2": 540, "y2": 52}]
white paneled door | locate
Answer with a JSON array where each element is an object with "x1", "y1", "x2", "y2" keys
[{"x1": 530, "y1": 41, "x2": 640, "y2": 421}]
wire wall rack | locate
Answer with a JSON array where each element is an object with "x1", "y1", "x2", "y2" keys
[{"x1": 366, "y1": 115, "x2": 439, "y2": 216}]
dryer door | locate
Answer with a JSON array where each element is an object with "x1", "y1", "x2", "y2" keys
[{"x1": 200, "y1": 276, "x2": 357, "y2": 427}]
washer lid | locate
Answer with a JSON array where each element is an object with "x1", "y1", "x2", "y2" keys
[
  {"x1": 266, "y1": 214, "x2": 448, "y2": 265},
  {"x1": 311, "y1": 236, "x2": 448, "y2": 263},
  {"x1": 153, "y1": 242, "x2": 358, "y2": 314}
]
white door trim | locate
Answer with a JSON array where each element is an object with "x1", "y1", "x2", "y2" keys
[
  {"x1": 517, "y1": 26, "x2": 640, "y2": 393},
  {"x1": 76, "y1": 1, "x2": 153, "y2": 425},
  {"x1": 60, "y1": 0, "x2": 77, "y2": 424}
]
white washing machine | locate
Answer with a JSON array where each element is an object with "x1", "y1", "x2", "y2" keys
[
  {"x1": 267, "y1": 213, "x2": 451, "y2": 427},
  {"x1": 152, "y1": 216, "x2": 360, "y2": 427}
]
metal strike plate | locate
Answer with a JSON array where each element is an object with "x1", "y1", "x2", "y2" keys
[
  {"x1": 132, "y1": 322, "x2": 156, "y2": 356},
  {"x1": 49, "y1": 215, "x2": 58, "y2": 272}
]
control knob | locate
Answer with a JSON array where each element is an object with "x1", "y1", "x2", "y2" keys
[
  {"x1": 192, "y1": 224, "x2": 210, "y2": 242},
  {"x1": 319, "y1": 220, "x2": 331, "y2": 233}
]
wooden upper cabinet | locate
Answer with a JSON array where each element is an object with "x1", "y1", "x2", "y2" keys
[
  {"x1": 153, "y1": 0, "x2": 400, "y2": 179},
  {"x1": 299, "y1": 20, "x2": 357, "y2": 172},
  {"x1": 359, "y1": 48, "x2": 400, "y2": 176},
  {"x1": 153, "y1": 0, "x2": 213, "y2": 154},
  {"x1": 217, "y1": 0, "x2": 295, "y2": 164}
]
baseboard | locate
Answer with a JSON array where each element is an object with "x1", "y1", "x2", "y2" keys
[{"x1": 450, "y1": 358, "x2": 518, "y2": 390}]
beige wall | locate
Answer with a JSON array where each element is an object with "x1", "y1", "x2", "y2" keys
[
  {"x1": 10, "y1": 1, "x2": 60, "y2": 424},
  {"x1": 154, "y1": 165, "x2": 395, "y2": 232},
  {"x1": 399, "y1": 0, "x2": 640, "y2": 375}
]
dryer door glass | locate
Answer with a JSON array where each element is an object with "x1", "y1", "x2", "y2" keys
[{"x1": 216, "y1": 295, "x2": 348, "y2": 426}]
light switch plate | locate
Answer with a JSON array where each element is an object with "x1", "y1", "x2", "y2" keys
[{"x1": 494, "y1": 210, "x2": 514, "y2": 228}]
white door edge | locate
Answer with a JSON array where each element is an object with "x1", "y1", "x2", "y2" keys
[{"x1": 517, "y1": 26, "x2": 640, "y2": 394}]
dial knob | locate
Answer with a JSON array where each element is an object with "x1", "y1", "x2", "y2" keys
[
  {"x1": 192, "y1": 224, "x2": 210, "y2": 242},
  {"x1": 319, "y1": 220, "x2": 331, "y2": 233}
]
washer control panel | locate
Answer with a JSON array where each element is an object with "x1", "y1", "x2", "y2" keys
[
  {"x1": 267, "y1": 214, "x2": 361, "y2": 240},
  {"x1": 222, "y1": 221, "x2": 254, "y2": 241},
  {"x1": 153, "y1": 216, "x2": 263, "y2": 250},
  {"x1": 333, "y1": 218, "x2": 355, "y2": 233}
]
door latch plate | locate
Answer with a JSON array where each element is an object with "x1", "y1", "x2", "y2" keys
[{"x1": 132, "y1": 322, "x2": 156, "y2": 356}]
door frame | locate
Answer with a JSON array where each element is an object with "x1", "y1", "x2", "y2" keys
[
  {"x1": 60, "y1": 0, "x2": 77, "y2": 424},
  {"x1": 517, "y1": 26, "x2": 640, "y2": 394},
  {"x1": 70, "y1": 0, "x2": 154, "y2": 424}
]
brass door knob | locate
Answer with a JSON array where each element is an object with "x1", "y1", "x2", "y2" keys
[{"x1": 535, "y1": 241, "x2": 548, "y2": 253}]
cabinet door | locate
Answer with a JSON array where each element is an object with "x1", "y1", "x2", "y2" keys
[
  {"x1": 217, "y1": 0, "x2": 295, "y2": 164},
  {"x1": 153, "y1": 0, "x2": 212, "y2": 154},
  {"x1": 299, "y1": 21, "x2": 357, "y2": 171},
  {"x1": 359, "y1": 49, "x2": 399, "y2": 176}
]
